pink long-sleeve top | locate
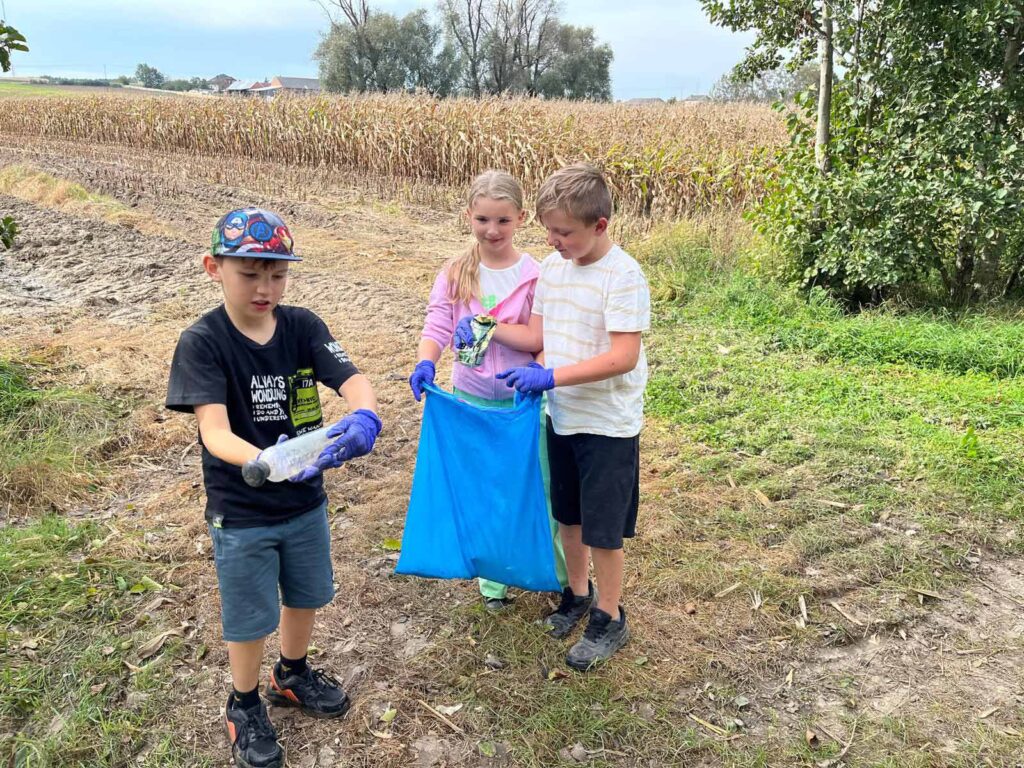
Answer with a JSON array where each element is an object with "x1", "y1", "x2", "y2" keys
[{"x1": 421, "y1": 255, "x2": 540, "y2": 401}]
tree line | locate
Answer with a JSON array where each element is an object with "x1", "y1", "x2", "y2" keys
[
  {"x1": 709, "y1": 61, "x2": 820, "y2": 104},
  {"x1": 314, "y1": 0, "x2": 613, "y2": 101},
  {"x1": 133, "y1": 63, "x2": 210, "y2": 92}
]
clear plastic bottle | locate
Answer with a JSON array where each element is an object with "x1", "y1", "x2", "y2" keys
[{"x1": 241, "y1": 426, "x2": 335, "y2": 487}]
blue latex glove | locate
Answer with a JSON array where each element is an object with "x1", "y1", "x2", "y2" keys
[
  {"x1": 323, "y1": 409, "x2": 383, "y2": 462},
  {"x1": 288, "y1": 410, "x2": 383, "y2": 483},
  {"x1": 408, "y1": 360, "x2": 436, "y2": 402},
  {"x1": 453, "y1": 315, "x2": 476, "y2": 349},
  {"x1": 495, "y1": 361, "x2": 556, "y2": 394}
]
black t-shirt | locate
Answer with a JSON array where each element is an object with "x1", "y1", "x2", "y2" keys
[{"x1": 165, "y1": 304, "x2": 359, "y2": 527}]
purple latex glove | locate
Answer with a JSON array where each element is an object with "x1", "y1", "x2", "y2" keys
[
  {"x1": 323, "y1": 409, "x2": 382, "y2": 461},
  {"x1": 453, "y1": 315, "x2": 476, "y2": 349},
  {"x1": 288, "y1": 410, "x2": 383, "y2": 483},
  {"x1": 495, "y1": 361, "x2": 556, "y2": 394},
  {"x1": 408, "y1": 359, "x2": 435, "y2": 402}
]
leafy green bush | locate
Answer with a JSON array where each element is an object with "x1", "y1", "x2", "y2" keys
[
  {"x1": 772, "y1": 5, "x2": 1022, "y2": 304},
  {"x1": 0, "y1": 215, "x2": 16, "y2": 248},
  {"x1": 703, "y1": 1, "x2": 1024, "y2": 306}
]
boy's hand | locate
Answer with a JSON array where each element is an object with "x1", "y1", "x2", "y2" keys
[
  {"x1": 324, "y1": 409, "x2": 382, "y2": 462},
  {"x1": 496, "y1": 362, "x2": 555, "y2": 393},
  {"x1": 285, "y1": 411, "x2": 383, "y2": 483},
  {"x1": 453, "y1": 316, "x2": 476, "y2": 349},
  {"x1": 408, "y1": 360, "x2": 435, "y2": 402}
]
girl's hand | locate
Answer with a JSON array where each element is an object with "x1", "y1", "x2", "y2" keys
[
  {"x1": 408, "y1": 360, "x2": 436, "y2": 402},
  {"x1": 454, "y1": 315, "x2": 476, "y2": 349}
]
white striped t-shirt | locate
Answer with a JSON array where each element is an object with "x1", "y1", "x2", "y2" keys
[{"x1": 533, "y1": 245, "x2": 650, "y2": 437}]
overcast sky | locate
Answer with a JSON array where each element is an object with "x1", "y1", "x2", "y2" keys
[{"x1": 3, "y1": 0, "x2": 754, "y2": 100}]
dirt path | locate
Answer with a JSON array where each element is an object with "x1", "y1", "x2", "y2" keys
[{"x1": 4, "y1": 138, "x2": 1024, "y2": 767}]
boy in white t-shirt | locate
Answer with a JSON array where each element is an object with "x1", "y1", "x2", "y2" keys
[{"x1": 494, "y1": 163, "x2": 650, "y2": 670}]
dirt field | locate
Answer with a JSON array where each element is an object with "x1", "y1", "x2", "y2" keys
[{"x1": 2, "y1": 136, "x2": 1023, "y2": 768}]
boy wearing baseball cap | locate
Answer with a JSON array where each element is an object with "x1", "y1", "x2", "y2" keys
[{"x1": 166, "y1": 208, "x2": 382, "y2": 768}]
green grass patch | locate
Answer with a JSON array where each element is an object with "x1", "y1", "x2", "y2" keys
[
  {"x1": 0, "y1": 165, "x2": 177, "y2": 238},
  {"x1": 690, "y1": 278, "x2": 1024, "y2": 377},
  {"x1": 0, "y1": 165, "x2": 125, "y2": 213},
  {"x1": 0, "y1": 82, "x2": 103, "y2": 98},
  {"x1": 644, "y1": 267, "x2": 1024, "y2": 559},
  {"x1": 626, "y1": 224, "x2": 1024, "y2": 765},
  {"x1": 0, "y1": 356, "x2": 120, "y2": 510},
  {"x1": 0, "y1": 516, "x2": 209, "y2": 767}
]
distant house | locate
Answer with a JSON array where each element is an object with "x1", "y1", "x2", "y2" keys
[
  {"x1": 271, "y1": 76, "x2": 321, "y2": 94},
  {"x1": 251, "y1": 76, "x2": 322, "y2": 99},
  {"x1": 209, "y1": 74, "x2": 236, "y2": 93},
  {"x1": 624, "y1": 97, "x2": 665, "y2": 105},
  {"x1": 225, "y1": 80, "x2": 269, "y2": 96},
  {"x1": 225, "y1": 80, "x2": 255, "y2": 95}
]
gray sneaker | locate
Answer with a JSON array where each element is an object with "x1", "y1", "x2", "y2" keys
[
  {"x1": 543, "y1": 582, "x2": 597, "y2": 639},
  {"x1": 566, "y1": 607, "x2": 629, "y2": 671},
  {"x1": 483, "y1": 596, "x2": 514, "y2": 612}
]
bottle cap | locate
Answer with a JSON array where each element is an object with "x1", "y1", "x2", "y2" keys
[{"x1": 242, "y1": 459, "x2": 271, "y2": 487}]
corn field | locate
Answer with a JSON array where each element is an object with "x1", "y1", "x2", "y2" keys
[{"x1": 0, "y1": 94, "x2": 785, "y2": 218}]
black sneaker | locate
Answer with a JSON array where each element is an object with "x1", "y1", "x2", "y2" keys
[
  {"x1": 542, "y1": 582, "x2": 597, "y2": 639},
  {"x1": 566, "y1": 606, "x2": 630, "y2": 671},
  {"x1": 265, "y1": 664, "x2": 350, "y2": 719},
  {"x1": 223, "y1": 695, "x2": 284, "y2": 768}
]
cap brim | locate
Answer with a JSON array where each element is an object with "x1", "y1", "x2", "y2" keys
[{"x1": 215, "y1": 252, "x2": 302, "y2": 262}]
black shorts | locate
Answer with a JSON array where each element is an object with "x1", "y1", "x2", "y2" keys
[{"x1": 546, "y1": 417, "x2": 640, "y2": 550}]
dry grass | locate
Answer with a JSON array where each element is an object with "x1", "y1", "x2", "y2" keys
[
  {"x1": 0, "y1": 93, "x2": 784, "y2": 220},
  {"x1": 0, "y1": 165, "x2": 178, "y2": 237}
]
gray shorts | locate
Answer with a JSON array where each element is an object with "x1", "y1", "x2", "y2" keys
[{"x1": 208, "y1": 501, "x2": 334, "y2": 642}]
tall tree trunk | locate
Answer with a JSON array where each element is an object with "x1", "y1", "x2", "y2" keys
[
  {"x1": 1003, "y1": 252, "x2": 1024, "y2": 296},
  {"x1": 816, "y1": 0, "x2": 833, "y2": 175},
  {"x1": 950, "y1": 228, "x2": 978, "y2": 306},
  {"x1": 1003, "y1": 14, "x2": 1023, "y2": 89}
]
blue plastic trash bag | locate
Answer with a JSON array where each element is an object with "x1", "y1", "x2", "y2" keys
[{"x1": 396, "y1": 383, "x2": 561, "y2": 592}]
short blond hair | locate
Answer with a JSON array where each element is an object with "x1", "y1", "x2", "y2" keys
[{"x1": 536, "y1": 163, "x2": 612, "y2": 225}]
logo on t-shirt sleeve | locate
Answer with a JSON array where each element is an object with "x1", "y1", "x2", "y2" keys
[{"x1": 324, "y1": 341, "x2": 351, "y2": 367}]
